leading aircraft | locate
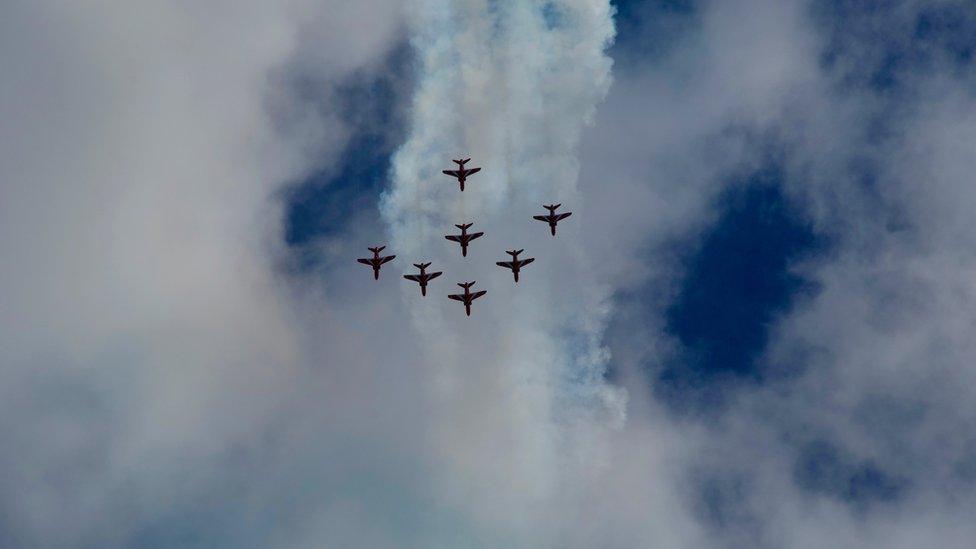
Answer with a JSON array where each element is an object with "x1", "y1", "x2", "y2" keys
[
  {"x1": 495, "y1": 249, "x2": 535, "y2": 283},
  {"x1": 445, "y1": 223, "x2": 484, "y2": 257},
  {"x1": 448, "y1": 281, "x2": 487, "y2": 316},
  {"x1": 357, "y1": 246, "x2": 396, "y2": 280},
  {"x1": 533, "y1": 203, "x2": 573, "y2": 236},
  {"x1": 403, "y1": 262, "x2": 442, "y2": 296},
  {"x1": 442, "y1": 158, "x2": 481, "y2": 191}
]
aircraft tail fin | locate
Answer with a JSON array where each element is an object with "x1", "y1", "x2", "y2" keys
[
  {"x1": 368, "y1": 246, "x2": 385, "y2": 254},
  {"x1": 456, "y1": 222, "x2": 473, "y2": 230},
  {"x1": 414, "y1": 262, "x2": 431, "y2": 270}
]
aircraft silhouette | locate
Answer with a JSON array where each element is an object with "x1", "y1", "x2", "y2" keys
[
  {"x1": 357, "y1": 246, "x2": 396, "y2": 280},
  {"x1": 442, "y1": 158, "x2": 481, "y2": 191},
  {"x1": 445, "y1": 223, "x2": 484, "y2": 257},
  {"x1": 495, "y1": 249, "x2": 535, "y2": 283},
  {"x1": 403, "y1": 262, "x2": 442, "y2": 296},
  {"x1": 448, "y1": 281, "x2": 487, "y2": 316},
  {"x1": 533, "y1": 204, "x2": 572, "y2": 236}
]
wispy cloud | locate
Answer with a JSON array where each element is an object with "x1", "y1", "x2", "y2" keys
[
  {"x1": 380, "y1": 0, "x2": 625, "y2": 538},
  {"x1": 4, "y1": 0, "x2": 976, "y2": 547}
]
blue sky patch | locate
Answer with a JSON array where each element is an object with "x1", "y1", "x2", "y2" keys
[
  {"x1": 795, "y1": 439, "x2": 906, "y2": 510},
  {"x1": 816, "y1": 0, "x2": 976, "y2": 92},
  {"x1": 283, "y1": 47, "x2": 412, "y2": 257},
  {"x1": 610, "y1": 0, "x2": 697, "y2": 61},
  {"x1": 657, "y1": 171, "x2": 822, "y2": 411}
]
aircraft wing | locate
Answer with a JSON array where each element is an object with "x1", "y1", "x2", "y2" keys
[
  {"x1": 403, "y1": 274, "x2": 421, "y2": 282},
  {"x1": 496, "y1": 261, "x2": 514, "y2": 270},
  {"x1": 555, "y1": 212, "x2": 572, "y2": 221},
  {"x1": 532, "y1": 215, "x2": 548, "y2": 222},
  {"x1": 445, "y1": 235, "x2": 461, "y2": 242},
  {"x1": 470, "y1": 290, "x2": 487, "y2": 300},
  {"x1": 442, "y1": 170, "x2": 460, "y2": 178},
  {"x1": 520, "y1": 258, "x2": 535, "y2": 267},
  {"x1": 464, "y1": 167, "x2": 481, "y2": 176},
  {"x1": 469, "y1": 231, "x2": 484, "y2": 240},
  {"x1": 357, "y1": 258, "x2": 372, "y2": 265},
  {"x1": 427, "y1": 271, "x2": 443, "y2": 280},
  {"x1": 448, "y1": 294, "x2": 464, "y2": 301},
  {"x1": 380, "y1": 255, "x2": 396, "y2": 264}
]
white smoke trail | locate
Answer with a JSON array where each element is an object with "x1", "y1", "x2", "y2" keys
[{"x1": 381, "y1": 0, "x2": 625, "y2": 535}]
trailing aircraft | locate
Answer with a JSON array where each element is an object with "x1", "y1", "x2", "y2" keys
[
  {"x1": 447, "y1": 281, "x2": 487, "y2": 316},
  {"x1": 445, "y1": 223, "x2": 484, "y2": 257},
  {"x1": 442, "y1": 158, "x2": 481, "y2": 191},
  {"x1": 403, "y1": 262, "x2": 442, "y2": 296},
  {"x1": 533, "y1": 204, "x2": 572, "y2": 236},
  {"x1": 356, "y1": 246, "x2": 396, "y2": 280},
  {"x1": 495, "y1": 249, "x2": 535, "y2": 283}
]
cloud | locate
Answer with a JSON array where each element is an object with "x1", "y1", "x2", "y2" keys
[
  {"x1": 577, "y1": 0, "x2": 976, "y2": 546},
  {"x1": 4, "y1": 0, "x2": 976, "y2": 547},
  {"x1": 0, "y1": 1, "x2": 411, "y2": 545},
  {"x1": 380, "y1": 0, "x2": 630, "y2": 541}
]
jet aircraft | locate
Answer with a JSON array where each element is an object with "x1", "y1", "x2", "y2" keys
[
  {"x1": 495, "y1": 249, "x2": 535, "y2": 283},
  {"x1": 533, "y1": 204, "x2": 572, "y2": 236},
  {"x1": 448, "y1": 281, "x2": 487, "y2": 316},
  {"x1": 403, "y1": 262, "x2": 443, "y2": 296},
  {"x1": 442, "y1": 158, "x2": 481, "y2": 191},
  {"x1": 357, "y1": 246, "x2": 396, "y2": 280},
  {"x1": 445, "y1": 223, "x2": 484, "y2": 257}
]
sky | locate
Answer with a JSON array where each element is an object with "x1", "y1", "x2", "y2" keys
[{"x1": 2, "y1": 0, "x2": 976, "y2": 547}]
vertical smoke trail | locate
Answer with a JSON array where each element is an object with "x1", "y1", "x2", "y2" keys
[
  {"x1": 382, "y1": 0, "x2": 623, "y2": 536},
  {"x1": 384, "y1": 0, "x2": 616, "y2": 247}
]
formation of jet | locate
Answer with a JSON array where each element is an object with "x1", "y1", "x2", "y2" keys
[
  {"x1": 403, "y1": 262, "x2": 442, "y2": 296},
  {"x1": 447, "y1": 281, "x2": 487, "y2": 316},
  {"x1": 358, "y1": 157, "x2": 577, "y2": 316},
  {"x1": 357, "y1": 246, "x2": 396, "y2": 280},
  {"x1": 533, "y1": 204, "x2": 572, "y2": 236},
  {"x1": 442, "y1": 158, "x2": 481, "y2": 191},
  {"x1": 495, "y1": 249, "x2": 535, "y2": 283},
  {"x1": 444, "y1": 223, "x2": 484, "y2": 257}
]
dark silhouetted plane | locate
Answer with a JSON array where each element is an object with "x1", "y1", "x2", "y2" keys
[
  {"x1": 495, "y1": 249, "x2": 535, "y2": 283},
  {"x1": 533, "y1": 203, "x2": 572, "y2": 236},
  {"x1": 357, "y1": 246, "x2": 396, "y2": 280},
  {"x1": 442, "y1": 158, "x2": 481, "y2": 191},
  {"x1": 403, "y1": 262, "x2": 442, "y2": 296},
  {"x1": 445, "y1": 223, "x2": 484, "y2": 257},
  {"x1": 448, "y1": 281, "x2": 487, "y2": 316}
]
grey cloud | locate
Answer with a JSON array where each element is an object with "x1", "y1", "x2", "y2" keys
[
  {"x1": 578, "y1": 0, "x2": 976, "y2": 546},
  {"x1": 5, "y1": 0, "x2": 976, "y2": 547},
  {"x1": 0, "y1": 1, "x2": 412, "y2": 546}
]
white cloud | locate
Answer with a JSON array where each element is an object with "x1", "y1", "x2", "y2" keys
[
  {"x1": 577, "y1": 0, "x2": 976, "y2": 546},
  {"x1": 4, "y1": 0, "x2": 976, "y2": 546},
  {"x1": 0, "y1": 1, "x2": 410, "y2": 545}
]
